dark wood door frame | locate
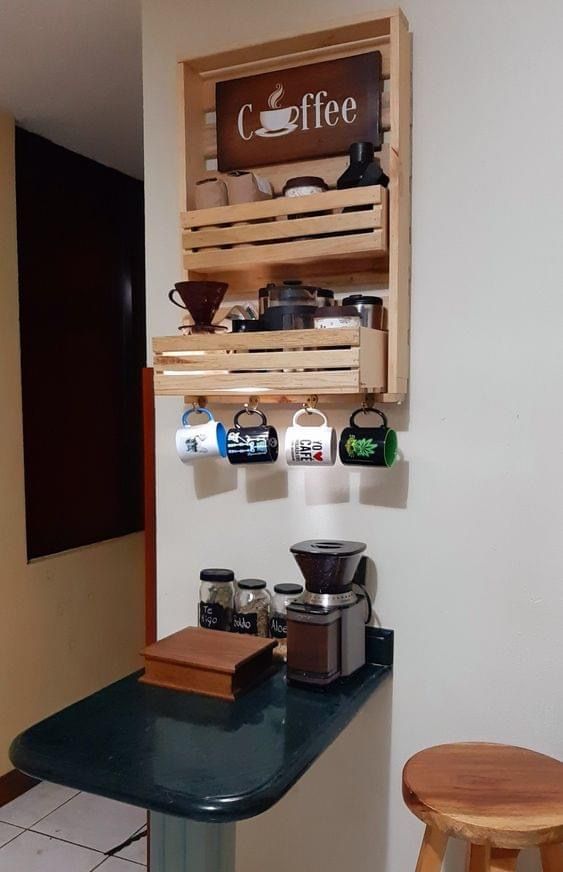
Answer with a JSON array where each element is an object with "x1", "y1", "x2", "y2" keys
[
  {"x1": 142, "y1": 367, "x2": 157, "y2": 871},
  {"x1": 143, "y1": 368, "x2": 157, "y2": 646}
]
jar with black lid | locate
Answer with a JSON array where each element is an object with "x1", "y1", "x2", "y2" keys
[
  {"x1": 232, "y1": 579, "x2": 271, "y2": 637},
  {"x1": 199, "y1": 568, "x2": 235, "y2": 631},
  {"x1": 342, "y1": 294, "x2": 384, "y2": 329},
  {"x1": 270, "y1": 583, "x2": 304, "y2": 660}
]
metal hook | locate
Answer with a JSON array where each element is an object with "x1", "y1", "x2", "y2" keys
[
  {"x1": 362, "y1": 391, "x2": 375, "y2": 413},
  {"x1": 245, "y1": 395, "x2": 259, "y2": 414},
  {"x1": 303, "y1": 394, "x2": 318, "y2": 415},
  {"x1": 185, "y1": 396, "x2": 207, "y2": 410}
]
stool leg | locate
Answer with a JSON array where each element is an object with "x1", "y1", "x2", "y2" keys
[
  {"x1": 466, "y1": 846, "x2": 519, "y2": 871},
  {"x1": 489, "y1": 848, "x2": 519, "y2": 871},
  {"x1": 466, "y1": 844, "x2": 489, "y2": 871},
  {"x1": 540, "y1": 844, "x2": 563, "y2": 872},
  {"x1": 415, "y1": 825, "x2": 447, "y2": 872}
]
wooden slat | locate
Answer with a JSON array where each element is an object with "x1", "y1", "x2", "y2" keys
[
  {"x1": 183, "y1": 391, "x2": 403, "y2": 405},
  {"x1": 202, "y1": 91, "x2": 391, "y2": 158},
  {"x1": 386, "y1": 14, "x2": 412, "y2": 395},
  {"x1": 185, "y1": 230, "x2": 384, "y2": 272},
  {"x1": 183, "y1": 64, "x2": 207, "y2": 212},
  {"x1": 153, "y1": 328, "x2": 362, "y2": 353},
  {"x1": 142, "y1": 368, "x2": 157, "y2": 647},
  {"x1": 154, "y1": 369, "x2": 361, "y2": 395},
  {"x1": 358, "y1": 328, "x2": 387, "y2": 391},
  {"x1": 183, "y1": 207, "x2": 382, "y2": 250},
  {"x1": 154, "y1": 348, "x2": 360, "y2": 372},
  {"x1": 186, "y1": 14, "x2": 394, "y2": 73},
  {"x1": 182, "y1": 185, "x2": 383, "y2": 228},
  {"x1": 198, "y1": 257, "x2": 389, "y2": 295}
]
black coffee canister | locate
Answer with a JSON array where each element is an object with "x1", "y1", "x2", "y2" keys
[
  {"x1": 339, "y1": 408, "x2": 398, "y2": 467},
  {"x1": 227, "y1": 409, "x2": 279, "y2": 464}
]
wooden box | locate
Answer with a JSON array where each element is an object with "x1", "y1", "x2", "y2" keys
[
  {"x1": 139, "y1": 627, "x2": 276, "y2": 701},
  {"x1": 153, "y1": 326, "x2": 387, "y2": 398},
  {"x1": 182, "y1": 186, "x2": 387, "y2": 274}
]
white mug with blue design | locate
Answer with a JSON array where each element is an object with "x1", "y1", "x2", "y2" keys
[{"x1": 175, "y1": 407, "x2": 227, "y2": 463}]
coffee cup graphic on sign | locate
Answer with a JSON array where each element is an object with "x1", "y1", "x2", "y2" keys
[
  {"x1": 285, "y1": 408, "x2": 336, "y2": 467},
  {"x1": 175, "y1": 407, "x2": 227, "y2": 463},
  {"x1": 227, "y1": 408, "x2": 279, "y2": 465},
  {"x1": 339, "y1": 408, "x2": 398, "y2": 468},
  {"x1": 258, "y1": 84, "x2": 299, "y2": 136}
]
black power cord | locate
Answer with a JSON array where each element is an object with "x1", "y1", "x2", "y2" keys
[
  {"x1": 352, "y1": 556, "x2": 373, "y2": 624},
  {"x1": 106, "y1": 826, "x2": 147, "y2": 857}
]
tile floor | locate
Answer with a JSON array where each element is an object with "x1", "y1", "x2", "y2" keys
[{"x1": 0, "y1": 781, "x2": 147, "y2": 871}]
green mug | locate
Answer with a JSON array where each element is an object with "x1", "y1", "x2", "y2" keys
[{"x1": 339, "y1": 408, "x2": 398, "y2": 467}]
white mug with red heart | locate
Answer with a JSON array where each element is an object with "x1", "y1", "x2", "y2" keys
[{"x1": 284, "y1": 408, "x2": 336, "y2": 467}]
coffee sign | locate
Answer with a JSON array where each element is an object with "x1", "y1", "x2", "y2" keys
[{"x1": 216, "y1": 52, "x2": 382, "y2": 171}]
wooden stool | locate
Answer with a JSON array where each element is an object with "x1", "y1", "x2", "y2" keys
[{"x1": 402, "y1": 743, "x2": 563, "y2": 871}]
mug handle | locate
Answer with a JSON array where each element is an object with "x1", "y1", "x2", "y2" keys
[
  {"x1": 234, "y1": 408, "x2": 267, "y2": 428},
  {"x1": 288, "y1": 106, "x2": 300, "y2": 125},
  {"x1": 168, "y1": 288, "x2": 188, "y2": 309},
  {"x1": 350, "y1": 408, "x2": 388, "y2": 429},
  {"x1": 182, "y1": 407, "x2": 213, "y2": 427},
  {"x1": 292, "y1": 408, "x2": 329, "y2": 428}
]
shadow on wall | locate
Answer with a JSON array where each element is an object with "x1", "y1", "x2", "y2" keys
[
  {"x1": 237, "y1": 678, "x2": 393, "y2": 872},
  {"x1": 191, "y1": 455, "x2": 409, "y2": 508},
  {"x1": 193, "y1": 463, "x2": 290, "y2": 501}
]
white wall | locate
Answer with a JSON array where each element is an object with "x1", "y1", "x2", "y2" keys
[{"x1": 141, "y1": 2, "x2": 563, "y2": 869}]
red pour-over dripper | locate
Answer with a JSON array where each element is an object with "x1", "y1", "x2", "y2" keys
[{"x1": 168, "y1": 281, "x2": 229, "y2": 333}]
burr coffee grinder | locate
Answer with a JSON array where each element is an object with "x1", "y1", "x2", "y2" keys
[{"x1": 286, "y1": 540, "x2": 368, "y2": 687}]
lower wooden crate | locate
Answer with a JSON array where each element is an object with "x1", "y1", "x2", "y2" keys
[{"x1": 153, "y1": 327, "x2": 387, "y2": 397}]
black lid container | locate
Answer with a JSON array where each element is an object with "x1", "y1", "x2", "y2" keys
[
  {"x1": 200, "y1": 568, "x2": 235, "y2": 582},
  {"x1": 290, "y1": 540, "x2": 366, "y2": 596}
]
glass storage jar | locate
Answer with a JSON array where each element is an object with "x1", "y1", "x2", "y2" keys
[
  {"x1": 199, "y1": 568, "x2": 235, "y2": 631},
  {"x1": 232, "y1": 579, "x2": 271, "y2": 637},
  {"x1": 270, "y1": 583, "x2": 304, "y2": 660}
]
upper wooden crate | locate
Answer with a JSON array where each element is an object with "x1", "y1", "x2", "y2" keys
[
  {"x1": 181, "y1": 186, "x2": 387, "y2": 274},
  {"x1": 176, "y1": 10, "x2": 411, "y2": 401}
]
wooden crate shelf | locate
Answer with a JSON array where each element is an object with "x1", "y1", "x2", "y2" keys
[
  {"x1": 153, "y1": 328, "x2": 387, "y2": 398},
  {"x1": 181, "y1": 186, "x2": 387, "y2": 274},
  {"x1": 175, "y1": 9, "x2": 411, "y2": 401}
]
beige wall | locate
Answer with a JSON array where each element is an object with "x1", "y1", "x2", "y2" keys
[
  {"x1": 0, "y1": 111, "x2": 145, "y2": 776},
  {"x1": 142, "y1": 2, "x2": 563, "y2": 870}
]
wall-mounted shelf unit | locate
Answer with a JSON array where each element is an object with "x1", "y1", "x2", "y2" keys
[
  {"x1": 153, "y1": 10, "x2": 411, "y2": 404},
  {"x1": 153, "y1": 327, "x2": 387, "y2": 401}
]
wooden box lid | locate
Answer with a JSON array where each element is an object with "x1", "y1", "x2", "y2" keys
[{"x1": 140, "y1": 627, "x2": 276, "y2": 700}]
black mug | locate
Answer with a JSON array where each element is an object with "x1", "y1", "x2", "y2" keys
[
  {"x1": 227, "y1": 409, "x2": 279, "y2": 465},
  {"x1": 339, "y1": 408, "x2": 398, "y2": 467}
]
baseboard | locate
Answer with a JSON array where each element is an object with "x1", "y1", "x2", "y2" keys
[{"x1": 0, "y1": 769, "x2": 39, "y2": 807}]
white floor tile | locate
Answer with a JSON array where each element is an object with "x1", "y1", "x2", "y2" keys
[
  {"x1": 0, "y1": 782, "x2": 79, "y2": 828},
  {"x1": 97, "y1": 858, "x2": 145, "y2": 871},
  {"x1": 116, "y1": 829, "x2": 147, "y2": 864},
  {"x1": 33, "y1": 792, "x2": 146, "y2": 853},
  {"x1": 0, "y1": 830, "x2": 102, "y2": 872},
  {"x1": 0, "y1": 823, "x2": 22, "y2": 849}
]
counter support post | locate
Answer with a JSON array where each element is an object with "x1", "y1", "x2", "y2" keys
[{"x1": 150, "y1": 813, "x2": 236, "y2": 872}]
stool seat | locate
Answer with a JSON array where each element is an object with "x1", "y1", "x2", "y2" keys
[{"x1": 402, "y1": 742, "x2": 563, "y2": 850}]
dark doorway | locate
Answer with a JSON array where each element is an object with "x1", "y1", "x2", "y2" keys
[{"x1": 16, "y1": 129, "x2": 146, "y2": 559}]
